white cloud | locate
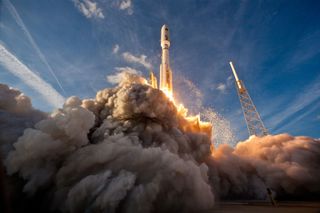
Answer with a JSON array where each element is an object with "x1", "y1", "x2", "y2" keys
[
  {"x1": 227, "y1": 75, "x2": 233, "y2": 86},
  {"x1": 216, "y1": 83, "x2": 227, "y2": 93},
  {"x1": 215, "y1": 75, "x2": 233, "y2": 93},
  {"x1": 0, "y1": 44, "x2": 65, "y2": 108},
  {"x1": 112, "y1": 44, "x2": 120, "y2": 54},
  {"x1": 122, "y1": 52, "x2": 152, "y2": 70},
  {"x1": 73, "y1": 0, "x2": 105, "y2": 19},
  {"x1": 119, "y1": 0, "x2": 133, "y2": 15}
]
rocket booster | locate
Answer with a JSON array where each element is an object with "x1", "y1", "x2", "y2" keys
[
  {"x1": 149, "y1": 70, "x2": 158, "y2": 89},
  {"x1": 160, "y1": 25, "x2": 173, "y2": 96}
]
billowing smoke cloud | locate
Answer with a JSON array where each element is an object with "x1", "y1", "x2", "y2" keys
[
  {"x1": 0, "y1": 84, "x2": 46, "y2": 154},
  {"x1": 208, "y1": 134, "x2": 320, "y2": 200},
  {"x1": 3, "y1": 72, "x2": 214, "y2": 212},
  {"x1": 2, "y1": 71, "x2": 320, "y2": 212}
]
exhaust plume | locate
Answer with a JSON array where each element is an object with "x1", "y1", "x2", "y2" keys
[
  {"x1": 0, "y1": 84, "x2": 46, "y2": 155},
  {"x1": 207, "y1": 134, "x2": 320, "y2": 200},
  {"x1": 4, "y1": 71, "x2": 214, "y2": 212}
]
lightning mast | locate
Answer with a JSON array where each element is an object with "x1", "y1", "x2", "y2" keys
[{"x1": 229, "y1": 62, "x2": 268, "y2": 137}]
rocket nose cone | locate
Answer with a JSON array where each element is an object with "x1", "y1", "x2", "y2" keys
[
  {"x1": 161, "y1": 24, "x2": 170, "y2": 46},
  {"x1": 161, "y1": 24, "x2": 168, "y2": 32}
]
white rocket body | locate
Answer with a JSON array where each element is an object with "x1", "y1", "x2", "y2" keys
[{"x1": 160, "y1": 25, "x2": 173, "y2": 95}]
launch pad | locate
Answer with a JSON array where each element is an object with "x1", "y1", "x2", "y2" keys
[{"x1": 207, "y1": 201, "x2": 320, "y2": 213}]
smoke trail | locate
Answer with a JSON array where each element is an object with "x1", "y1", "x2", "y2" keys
[
  {"x1": 0, "y1": 45, "x2": 65, "y2": 108},
  {"x1": 3, "y1": 0, "x2": 66, "y2": 95}
]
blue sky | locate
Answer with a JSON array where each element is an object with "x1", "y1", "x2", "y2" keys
[{"x1": 0, "y1": 0, "x2": 319, "y2": 141}]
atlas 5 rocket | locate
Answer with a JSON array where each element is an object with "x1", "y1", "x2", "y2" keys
[{"x1": 159, "y1": 25, "x2": 173, "y2": 96}]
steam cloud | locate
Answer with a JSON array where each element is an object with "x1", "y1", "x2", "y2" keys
[
  {"x1": 2, "y1": 72, "x2": 213, "y2": 212},
  {"x1": 0, "y1": 84, "x2": 46, "y2": 155},
  {"x1": 1, "y1": 71, "x2": 320, "y2": 212},
  {"x1": 208, "y1": 134, "x2": 320, "y2": 200}
]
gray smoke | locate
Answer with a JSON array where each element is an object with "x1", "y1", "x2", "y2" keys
[
  {"x1": 3, "y1": 71, "x2": 214, "y2": 213},
  {"x1": 2, "y1": 71, "x2": 320, "y2": 213},
  {"x1": 0, "y1": 84, "x2": 46, "y2": 155},
  {"x1": 207, "y1": 134, "x2": 320, "y2": 200}
]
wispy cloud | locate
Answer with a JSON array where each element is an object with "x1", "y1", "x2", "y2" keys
[
  {"x1": 0, "y1": 44, "x2": 65, "y2": 108},
  {"x1": 4, "y1": 0, "x2": 66, "y2": 94},
  {"x1": 267, "y1": 75, "x2": 320, "y2": 132},
  {"x1": 72, "y1": 0, "x2": 105, "y2": 19},
  {"x1": 119, "y1": 0, "x2": 133, "y2": 15},
  {"x1": 112, "y1": 44, "x2": 120, "y2": 54},
  {"x1": 277, "y1": 101, "x2": 320, "y2": 132},
  {"x1": 122, "y1": 52, "x2": 152, "y2": 69},
  {"x1": 114, "y1": 66, "x2": 139, "y2": 73},
  {"x1": 215, "y1": 75, "x2": 233, "y2": 93},
  {"x1": 287, "y1": 30, "x2": 320, "y2": 70},
  {"x1": 216, "y1": 83, "x2": 227, "y2": 93}
]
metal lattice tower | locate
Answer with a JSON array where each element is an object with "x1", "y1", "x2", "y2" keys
[{"x1": 229, "y1": 62, "x2": 268, "y2": 137}]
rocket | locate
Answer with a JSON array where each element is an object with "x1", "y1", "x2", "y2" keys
[{"x1": 159, "y1": 24, "x2": 173, "y2": 96}]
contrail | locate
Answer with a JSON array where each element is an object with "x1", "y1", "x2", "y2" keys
[
  {"x1": 3, "y1": 0, "x2": 66, "y2": 95},
  {"x1": 0, "y1": 44, "x2": 65, "y2": 108}
]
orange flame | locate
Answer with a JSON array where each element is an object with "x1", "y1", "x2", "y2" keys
[{"x1": 161, "y1": 85, "x2": 213, "y2": 139}]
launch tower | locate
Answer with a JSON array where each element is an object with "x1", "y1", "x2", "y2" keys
[{"x1": 229, "y1": 62, "x2": 268, "y2": 137}]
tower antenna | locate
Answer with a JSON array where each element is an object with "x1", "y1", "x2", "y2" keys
[{"x1": 229, "y1": 62, "x2": 268, "y2": 137}]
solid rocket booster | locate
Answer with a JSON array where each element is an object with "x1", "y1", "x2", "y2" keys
[
  {"x1": 160, "y1": 25, "x2": 173, "y2": 96},
  {"x1": 149, "y1": 70, "x2": 158, "y2": 89}
]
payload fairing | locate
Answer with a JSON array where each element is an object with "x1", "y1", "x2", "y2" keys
[{"x1": 159, "y1": 25, "x2": 173, "y2": 97}]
